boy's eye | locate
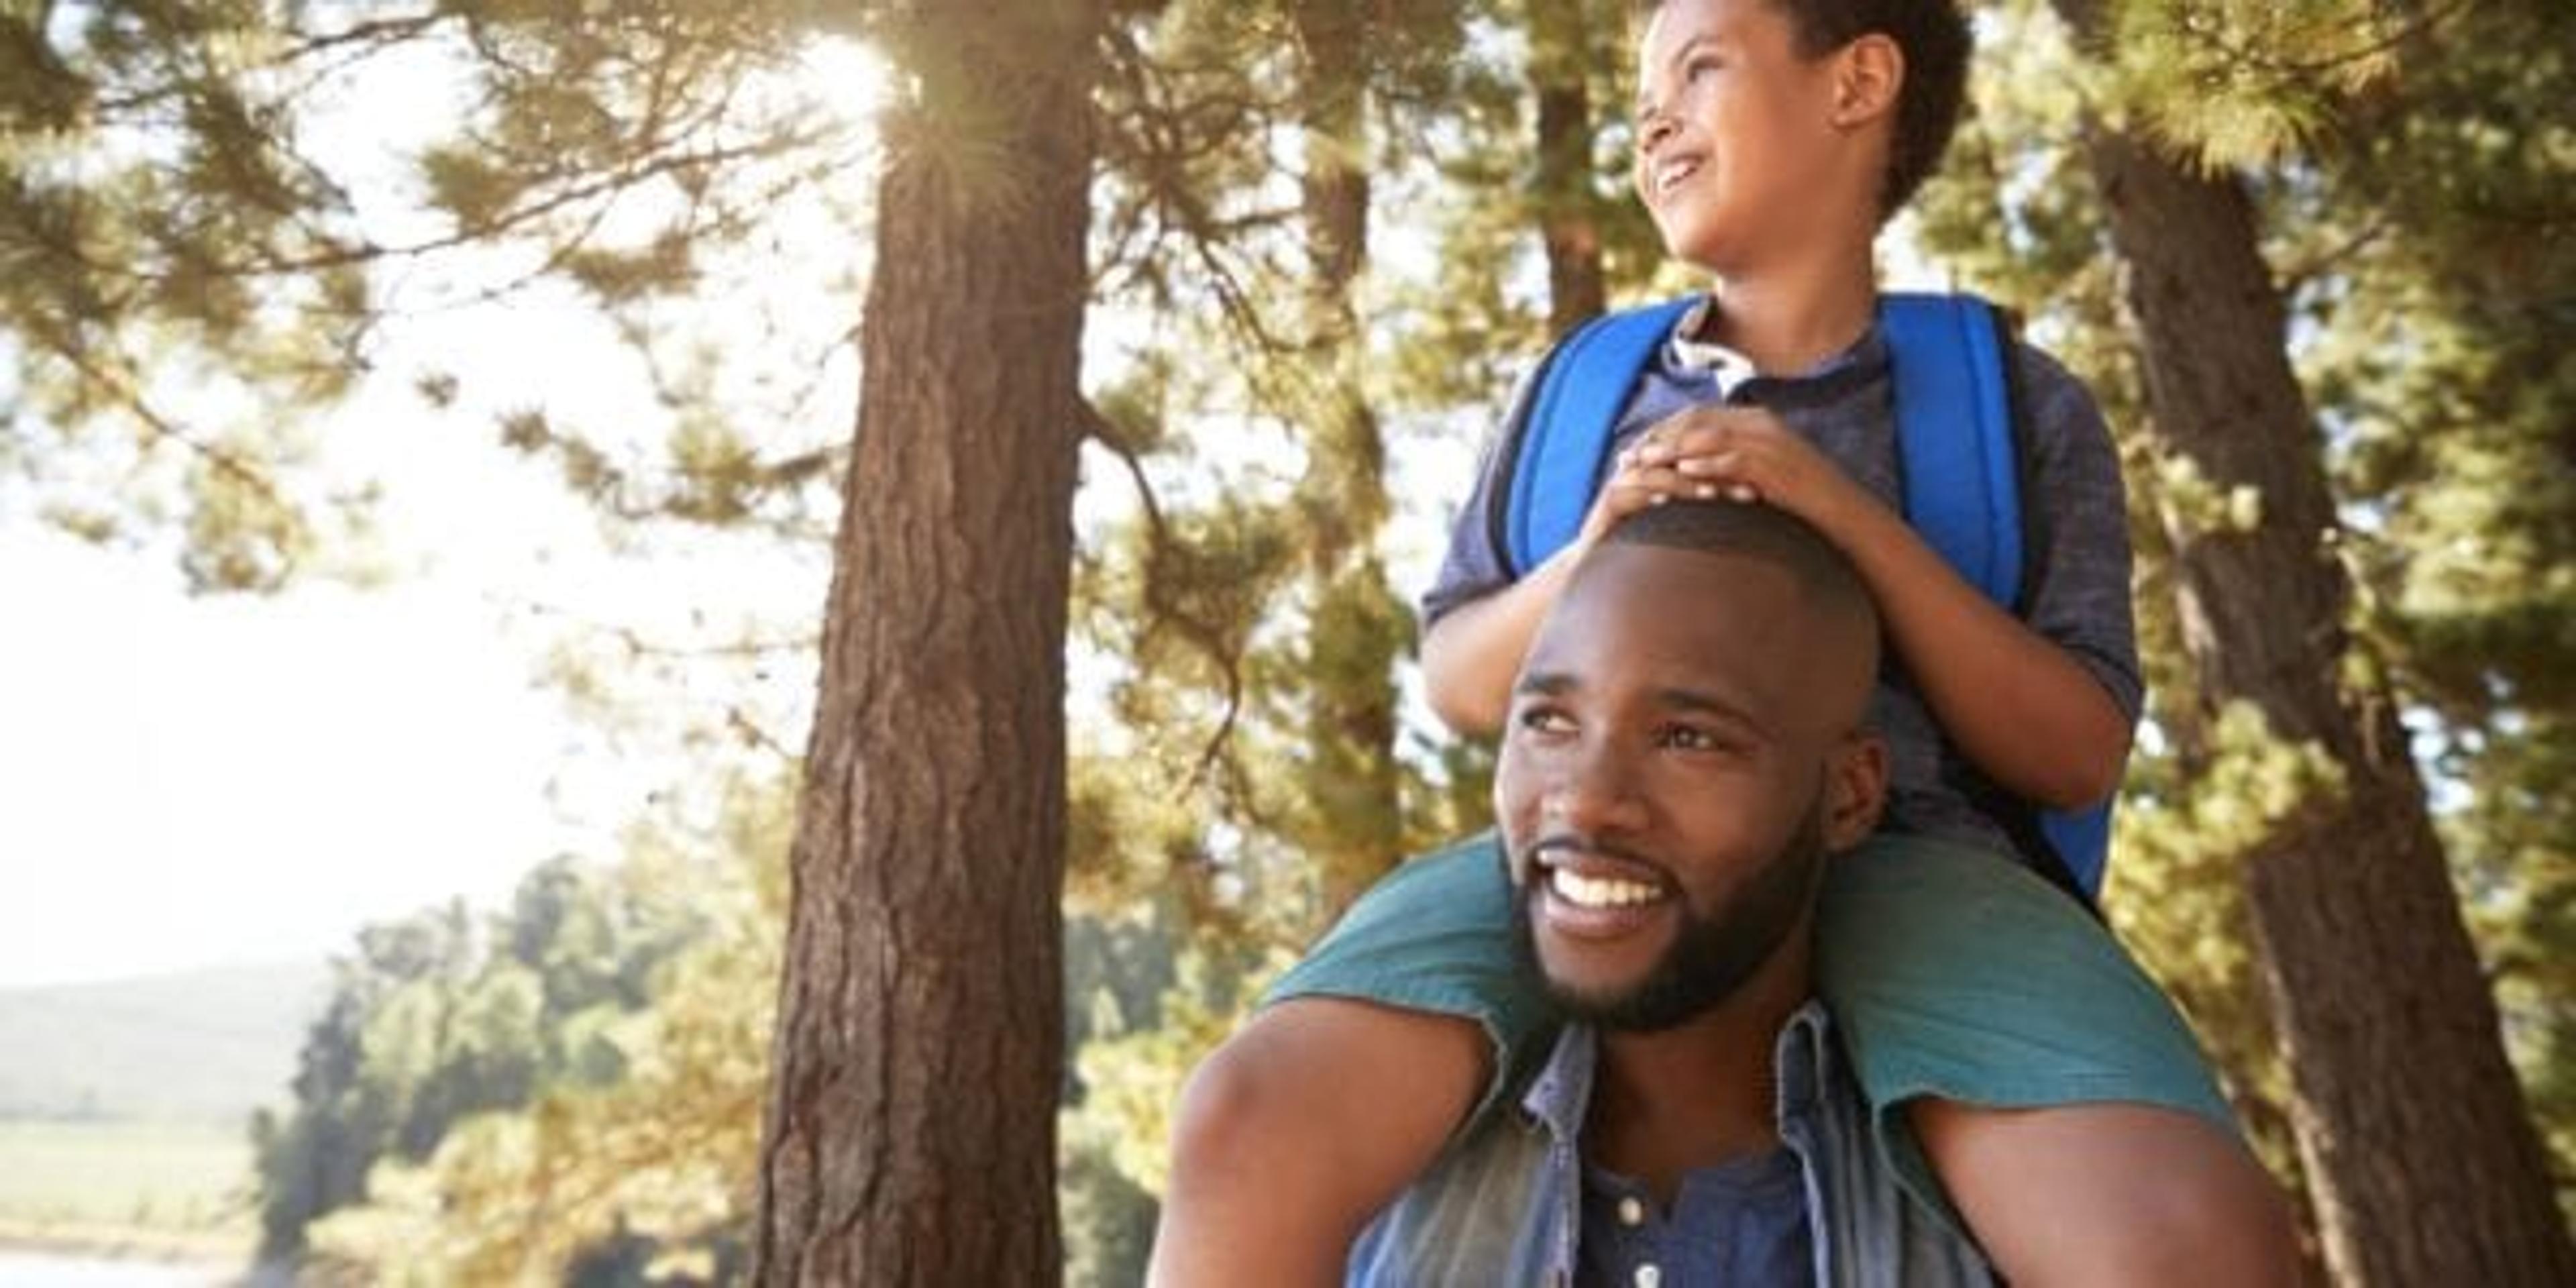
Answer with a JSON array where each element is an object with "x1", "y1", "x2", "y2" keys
[{"x1": 1685, "y1": 55, "x2": 1721, "y2": 82}]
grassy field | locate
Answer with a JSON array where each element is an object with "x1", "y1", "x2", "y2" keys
[{"x1": 0, "y1": 1119, "x2": 256, "y2": 1260}]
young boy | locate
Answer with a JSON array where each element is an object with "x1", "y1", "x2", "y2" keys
[{"x1": 1151, "y1": 0, "x2": 2298, "y2": 1283}]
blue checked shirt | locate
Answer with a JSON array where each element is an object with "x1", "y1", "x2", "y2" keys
[{"x1": 1346, "y1": 1003, "x2": 1996, "y2": 1287}]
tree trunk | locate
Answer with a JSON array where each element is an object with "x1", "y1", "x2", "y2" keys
[
  {"x1": 749, "y1": 2, "x2": 1104, "y2": 1282},
  {"x1": 1529, "y1": 0, "x2": 1607, "y2": 337},
  {"x1": 1292, "y1": 0, "x2": 1407, "y2": 914},
  {"x1": 2081, "y1": 124, "x2": 2576, "y2": 1287}
]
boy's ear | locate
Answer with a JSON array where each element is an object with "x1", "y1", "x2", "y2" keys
[
  {"x1": 1821, "y1": 732, "x2": 1889, "y2": 852},
  {"x1": 1829, "y1": 33, "x2": 1903, "y2": 130}
]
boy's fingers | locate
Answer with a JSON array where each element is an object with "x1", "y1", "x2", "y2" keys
[
  {"x1": 1631, "y1": 415, "x2": 1728, "y2": 464},
  {"x1": 1599, "y1": 469, "x2": 1693, "y2": 517},
  {"x1": 1673, "y1": 421, "x2": 1758, "y2": 460}
]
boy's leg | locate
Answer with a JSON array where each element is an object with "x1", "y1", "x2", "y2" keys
[
  {"x1": 1911, "y1": 1099, "x2": 2301, "y2": 1287},
  {"x1": 1818, "y1": 835, "x2": 2302, "y2": 1287},
  {"x1": 1149, "y1": 833, "x2": 1556, "y2": 1286}
]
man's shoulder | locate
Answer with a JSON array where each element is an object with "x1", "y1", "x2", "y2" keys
[
  {"x1": 1347, "y1": 1089, "x2": 1561, "y2": 1285},
  {"x1": 1780, "y1": 1009, "x2": 2001, "y2": 1287}
]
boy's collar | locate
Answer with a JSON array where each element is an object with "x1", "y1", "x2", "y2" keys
[
  {"x1": 1662, "y1": 294, "x2": 1888, "y2": 399},
  {"x1": 1666, "y1": 295, "x2": 1759, "y2": 388}
]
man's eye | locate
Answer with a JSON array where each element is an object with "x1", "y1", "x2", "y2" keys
[
  {"x1": 1517, "y1": 706, "x2": 1574, "y2": 735},
  {"x1": 1658, "y1": 723, "x2": 1735, "y2": 753},
  {"x1": 1686, "y1": 56, "x2": 1721, "y2": 81}
]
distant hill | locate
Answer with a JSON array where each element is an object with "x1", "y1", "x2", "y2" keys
[{"x1": 0, "y1": 960, "x2": 327, "y2": 1127}]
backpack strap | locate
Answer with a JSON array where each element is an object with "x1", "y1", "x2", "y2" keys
[
  {"x1": 1882, "y1": 292, "x2": 2114, "y2": 900},
  {"x1": 1880, "y1": 293, "x2": 2023, "y2": 608},
  {"x1": 1497, "y1": 297, "x2": 1699, "y2": 575}
]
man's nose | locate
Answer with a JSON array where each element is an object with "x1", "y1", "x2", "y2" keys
[{"x1": 1546, "y1": 737, "x2": 1650, "y2": 834}]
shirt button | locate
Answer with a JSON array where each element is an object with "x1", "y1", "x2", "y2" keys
[
  {"x1": 1617, "y1": 1196, "x2": 1646, "y2": 1227},
  {"x1": 1634, "y1": 1265, "x2": 1661, "y2": 1288}
]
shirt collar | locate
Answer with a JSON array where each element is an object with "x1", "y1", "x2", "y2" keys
[
  {"x1": 1665, "y1": 295, "x2": 1760, "y2": 394},
  {"x1": 1660, "y1": 294, "x2": 1888, "y2": 400},
  {"x1": 1521, "y1": 1001, "x2": 1835, "y2": 1142}
]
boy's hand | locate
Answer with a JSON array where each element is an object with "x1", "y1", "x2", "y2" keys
[
  {"x1": 1574, "y1": 431, "x2": 1707, "y2": 546},
  {"x1": 1626, "y1": 406, "x2": 1882, "y2": 539}
]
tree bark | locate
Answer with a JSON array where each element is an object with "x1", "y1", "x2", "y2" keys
[
  {"x1": 2081, "y1": 124, "x2": 2576, "y2": 1287},
  {"x1": 1529, "y1": 0, "x2": 1607, "y2": 337},
  {"x1": 749, "y1": 2, "x2": 1105, "y2": 1282}
]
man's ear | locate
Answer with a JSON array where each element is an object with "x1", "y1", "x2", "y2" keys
[
  {"x1": 1829, "y1": 34, "x2": 1903, "y2": 130},
  {"x1": 1822, "y1": 732, "x2": 1888, "y2": 851}
]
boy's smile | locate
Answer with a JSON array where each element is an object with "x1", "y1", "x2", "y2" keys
[{"x1": 1646, "y1": 149, "x2": 1707, "y2": 200}]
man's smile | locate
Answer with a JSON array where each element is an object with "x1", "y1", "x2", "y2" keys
[{"x1": 1530, "y1": 838, "x2": 1681, "y2": 940}]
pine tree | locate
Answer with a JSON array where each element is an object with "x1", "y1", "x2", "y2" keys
[
  {"x1": 745, "y1": 1, "x2": 1108, "y2": 1280},
  {"x1": 2037, "y1": 0, "x2": 2576, "y2": 1278}
]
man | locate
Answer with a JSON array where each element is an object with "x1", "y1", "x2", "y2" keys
[{"x1": 1343, "y1": 498, "x2": 1991, "y2": 1285}]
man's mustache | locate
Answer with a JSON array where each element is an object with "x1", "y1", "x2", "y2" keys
[{"x1": 1523, "y1": 833, "x2": 1671, "y2": 881}]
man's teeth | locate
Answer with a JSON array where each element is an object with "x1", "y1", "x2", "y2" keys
[
  {"x1": 1658, "y1": 159, "x2": 1698, "y2": 193},
  {"x1": 1550, "y1": 867, "x2": 1662, "y2": 909}
]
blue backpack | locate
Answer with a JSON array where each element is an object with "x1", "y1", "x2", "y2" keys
[{"x1": 1489, "y1": 292, "x2": 2114, "y2": 904}]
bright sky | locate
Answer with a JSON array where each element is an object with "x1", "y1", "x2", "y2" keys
[
  {"x1": 0, "y1": 38, "x2": 879, "y2": 990},
  {"x1": 0, "y1": 529, "x2": 578, "y2": 987},
  {"x1": 0, "y1": 310, "x2": 844, "y2": 989}
]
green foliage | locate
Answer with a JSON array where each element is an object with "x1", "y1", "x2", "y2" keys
[
  {"x1": 2101, "y1": 0, "x2": 2403, "y2": 169},
  {"x1": 1, "y1": 0, "x2": 856, "y2": 587},
  {"x1": 2109, "y1": 704, "x2": 2343, "y2": 1183},
  {"x1": 303, "y1": 773, "x2": 788, "y2": 1280},
  {"x1": 252, "y1": 828, "x2": 733, "y2": 1266},
  {"x1": 0, "y1": 0, "x2": 374, "y2": 588},
  {"x1": 2285, "y1": 0, "x2": 2576, "y2": 1208},
  {"x1": 1075, "y1": 0, "x2": 1474, "y2": 949}
]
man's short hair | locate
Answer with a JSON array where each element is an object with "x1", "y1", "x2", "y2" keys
[
  {"x1": 1633, "y1": 0, "x2": 1972, "y2": 219},
  {"x1": 1601, "y1": 498, "x2": 1878, "y2": 639}
]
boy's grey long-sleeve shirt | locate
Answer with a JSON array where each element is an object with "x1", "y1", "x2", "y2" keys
[{"x1": 1424, "y1": 304, "x2": 2141, "y2": 867}]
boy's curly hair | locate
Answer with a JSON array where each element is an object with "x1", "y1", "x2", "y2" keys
[{"x1": 1633, "y1": 0, "x2": 1972, "y2": 221}]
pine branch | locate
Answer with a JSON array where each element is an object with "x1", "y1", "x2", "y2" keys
[
  {"x1": 44, "y1": 333, "x2": 301, "y2": 531},
  {"x1": 2257, "y1": 0, "x2": 2476, "y2": 80},
  {"x1": 1080, "y1": 396, "x2": 1250, "y2": 796},
  {"x1": 2275, "y1": 215, "x2": 2392, "y2": 290}
]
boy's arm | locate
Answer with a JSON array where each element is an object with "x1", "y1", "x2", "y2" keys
[
  {"x1": 1420, "y1": 549, "x2": 1578, "y2": 736},
  {"x1": 1419, "y1": 440, "x2": 1729, "y2": 735},
  {"x1": 1637, "y1": 407, "x2": 2129, "y2": 808},
  {"x1": 1813, "y1": 488, "x2": 2129, "y2": 808}
]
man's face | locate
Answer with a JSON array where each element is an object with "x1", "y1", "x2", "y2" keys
[
  {"x1": 1495, "y1": 539, "x2": 1880, "y2": 1029},
  {"x1": 1630, "y1": 0, "x2": 1857, "y2": 273}
]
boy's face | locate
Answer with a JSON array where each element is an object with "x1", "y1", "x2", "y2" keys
[
  {"x1": 1493, "y1": 540, "x2": 1882, "y2": 1028},
  {"x1": 1631, "y1": 0, "x2": 1873, "y2": 274}
]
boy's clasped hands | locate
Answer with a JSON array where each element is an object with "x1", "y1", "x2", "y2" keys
[{"x1": 1591, "y1": 405, "x2": 1876, "y2": 541}]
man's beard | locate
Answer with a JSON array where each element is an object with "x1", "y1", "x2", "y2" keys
[{"x1": 1515, "y1": 796, "x2": 1831, "y2": 1033}]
